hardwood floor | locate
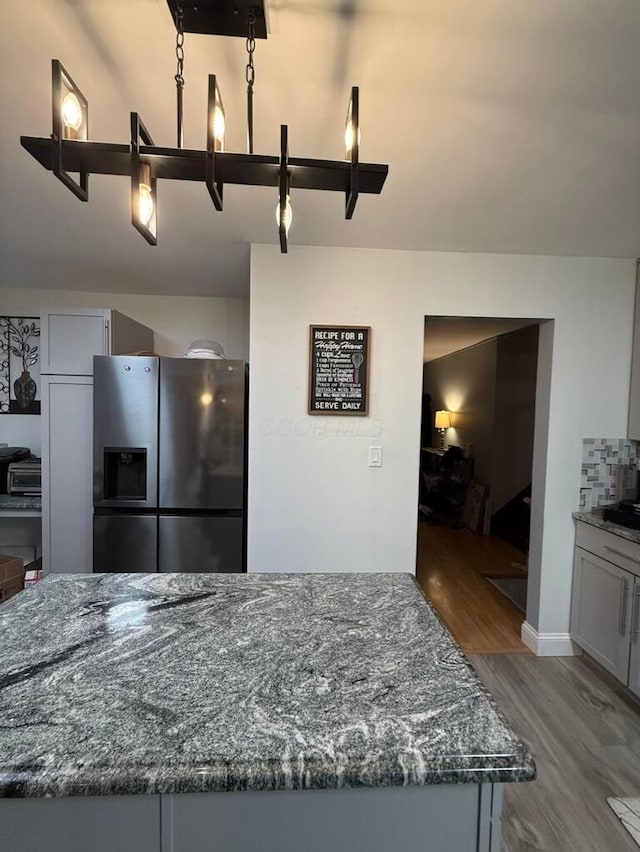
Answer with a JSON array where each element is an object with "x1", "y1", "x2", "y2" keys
[
  {"x1": 416, "y1": 520, "x2": 530, "y2": 654},
  {"x1": 471, "y1": 654, "x2": 640, "y2": 852}
]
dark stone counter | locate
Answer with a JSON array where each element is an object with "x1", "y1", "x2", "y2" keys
[
  {"x1": 0, "y1": 572, "x2": 535, "y2": 797},
  {"x1": 573, "y1": 509, "x2": 640, "y2": 545},
  {"x1": 0, "y1": 494, "x2": 41, "y2": 513}
]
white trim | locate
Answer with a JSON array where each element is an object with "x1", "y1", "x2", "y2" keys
[{"x1": 521, "y1": 622, "x2": 582, "y2": 656}]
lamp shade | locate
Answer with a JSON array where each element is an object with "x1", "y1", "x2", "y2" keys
[{"x1": 434, "y1": 410, "x2": 451, "y2": 430}]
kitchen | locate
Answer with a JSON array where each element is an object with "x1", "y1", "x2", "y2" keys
[
  {"x1": 1, "y1": 303, "x2": 537, "y2": 851},
  {"x1": 2, "y1": 1, "x2": 640, "y2": 850}
]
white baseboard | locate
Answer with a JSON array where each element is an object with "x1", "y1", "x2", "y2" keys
[{"x1": 521, "y1": 622, "x2": 582, "y2": 657}]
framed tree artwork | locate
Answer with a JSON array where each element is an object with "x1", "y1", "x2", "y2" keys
[{"x1": 0, "y1": 316, "x2": 41, "y2": 415}]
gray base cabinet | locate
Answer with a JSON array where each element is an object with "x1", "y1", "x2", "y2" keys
[
  {"x1": 571, "y1": 521, "x2": 640, "y2": 698},
  {"x1": 1, "y1": 783, "x2": 503, "y2": 852},
  {"x1": 2, "y1": 795, "x2": 160, "y2": 852},
  {"x1": 629, "y1": 588, "x2": 640, "y2": 696},
  {"x1": 627, "y1": 261, "x2": 640, "y2": 440}
]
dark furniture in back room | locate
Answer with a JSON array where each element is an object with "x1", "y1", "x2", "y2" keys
[{"x1": 420, "y1": 447, "x2": 474, "y2": 524}]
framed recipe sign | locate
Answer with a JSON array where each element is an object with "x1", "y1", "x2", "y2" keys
[{"x1": 308, "y1": 325, "x2": 370, "y2": 415}]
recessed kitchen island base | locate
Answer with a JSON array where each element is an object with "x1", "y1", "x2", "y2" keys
[{"x1": 2, "y1": 782, "x2": 504, "y2": 852}]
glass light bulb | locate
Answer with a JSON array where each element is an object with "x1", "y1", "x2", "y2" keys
[
  {"x1": 213, "y1": 106, "x2": 225, "y2": 150},
  {"x1": 138, "y1": 183, "x2": 154, "y2": 228},
  {"x1": 344, "y1": 121, "x2": 361, "y2": 158},
  {"x1": 61, "y1": 91, "x2": 82, "y2": 131},
  {"x1": 275, "y1": 195, "x2": 293, "y2": 235}
]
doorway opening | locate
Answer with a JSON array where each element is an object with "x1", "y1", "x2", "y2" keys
[{"x1": 416, "y1": 316, "x2": 548, "y2": 655}]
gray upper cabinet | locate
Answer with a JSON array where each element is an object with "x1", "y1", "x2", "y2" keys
[
  {"x1": 571, "y1": 521, "x2": 640, "y2": 698},
  {"x1": 41, "y1": 308, "x2": 153, "y2": 376},
  {"x1": 627, "y1": 262, "x2": 640, "y2": 440}
]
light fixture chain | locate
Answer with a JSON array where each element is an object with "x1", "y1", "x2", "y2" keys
[
  {"x1": 245, "y1": 8, "x2": 257, "y2": 154},
  {"x1": 175, "y1": 3, "x2": 185, "y2": 86},
  {"x1": 245, "y1": 10, "x2": 256, "y2": 88},
  {"x1": 174, "y1": 1, "x2": 185, "y2": 148}
]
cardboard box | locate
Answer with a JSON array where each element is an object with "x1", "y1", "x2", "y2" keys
[{"x1": 0, "y1": 554, "x2": 24, "y2": 604}]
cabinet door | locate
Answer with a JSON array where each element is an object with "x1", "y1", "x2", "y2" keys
[
  {"x1": 570, "y1": 547, "x2": 632, "y2": 682},
  {"x1": 628, "y1": 264, "x2": 640, "y2": 439},
  {"x1": 41, "y1": 308, "x2": 108, "y2": 375},
  {"x1": 1, "y1": 796, "x2": 160, "y2": 852},
  {"x1": 42, "y1": 376, "x2": 93, "y2": 574},
  {"x1": 628, "y1": 578, "x2": 640, "y2": 698}
]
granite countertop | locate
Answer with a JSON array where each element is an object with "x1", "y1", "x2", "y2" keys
[
  {"x1": 0, "y1": 573, "x2": 536, "y2": 798},
  {"x1": 0, "y1": 494, "x2": 42, "y2": 512},
  {"x1": 573, "y1": 509, "x2": 640, "y2": 545}
]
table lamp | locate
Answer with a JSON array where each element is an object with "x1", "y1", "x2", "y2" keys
[{"x1": 434, "y1": 410, "x2": 451, "y2": 449}]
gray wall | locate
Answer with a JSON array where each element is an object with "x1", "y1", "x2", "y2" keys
[
  {"x1": 248, "y1": 244, "x2": 635, "y2": 637},
  {"x1": 422, "y1": 324, "x2": 539, "y2": 512},
  {"x1": 422, "y1": 339, "x2": 497, "y2": 489},
  {"x1": 492, "y1": 325, "x2": 539, "y2": 512}
]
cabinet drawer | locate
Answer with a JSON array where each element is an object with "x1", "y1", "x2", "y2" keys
[{"x1": 576, "y1": 521, "x2": 640, "y2": 578}]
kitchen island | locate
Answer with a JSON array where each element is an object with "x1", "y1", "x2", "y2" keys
[{"x1": 0, "y1": 572, "x2": 535, "y2": 851}]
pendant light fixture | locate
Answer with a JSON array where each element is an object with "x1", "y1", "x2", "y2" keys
[
  {"x1": 277, "y1": 125, "x2": 292, "y2": 252},
  {"x1": 131, "y1": 113, "x2": 158, "y2": 245},
  {"x1": 51, "y1": 59, "x2": 89, "y2": 201},
  {"x1": 20, "y1": 1, "x2": 388, "y2": 254}
]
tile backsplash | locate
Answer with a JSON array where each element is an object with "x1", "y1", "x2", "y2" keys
[{"x1": 580, "y1": 438, "x2": 638, "y2": 510}]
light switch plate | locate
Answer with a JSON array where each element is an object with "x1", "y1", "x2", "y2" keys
[{"x1": 368, "y1": 446, "x2": 383, "y2": 467}]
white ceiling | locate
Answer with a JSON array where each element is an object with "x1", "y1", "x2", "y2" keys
[
  {"x1": 1, "y1": 0, "x2": 640, "y2": 298},
  {"x1": 423, "y1": 316, "x2": 540, "y2": 362}
]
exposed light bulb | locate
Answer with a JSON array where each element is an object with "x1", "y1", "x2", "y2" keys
[
  {"x1": 61, "y1": 91, "x2": 82, "y2": 137},
  {"x1": 275, "y1": 195, "x2": 293, "y2": 235},
  {"x1": 138, "y1": 183, "x2": 154, "y2": 228},
  {"x1": 212, "y1": 106, "x2": 225, "y2": 150},
  {"x1": 344, "y1": 122, "x2": 361, "y2": 158},
  {"x1": 200, "y1": 392, "x2": 213, "y2": 406}
]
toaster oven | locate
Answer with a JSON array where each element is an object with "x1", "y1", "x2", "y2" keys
[{"x1": 7, "y1": 460, "x2": 42, "y2": 496}]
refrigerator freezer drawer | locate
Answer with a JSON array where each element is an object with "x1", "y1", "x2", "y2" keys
[
  {"x1": 158, "y1": 515, "x2": 244, "y2": 573},
  {"x1": 93, "y1": 514, "x2": 157, "y2": 573}
]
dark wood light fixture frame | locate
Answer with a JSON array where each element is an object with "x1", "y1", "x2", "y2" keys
[
  {"x1": 345, "y1": 86, "x2": 359, "y2": 219},
  {"x1": 130, "y1": 113, "x2": 158, "y2": 246},
  {"x1": 22, "y1": 132, "x2": 387, "y2": 196},
  {"x1": 278, "y1": 125, "x2": 290, "y2": 254},
  {"x1": 206, "y1": 75, "x2": 225, "y2": 211},
  {"x1": 51, "y1": 59, "x2": 89, "y2": 202}
]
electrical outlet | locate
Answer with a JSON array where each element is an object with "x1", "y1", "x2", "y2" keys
[{"x1": 368, "y1": 446, "x2": 383, "y2": 467}]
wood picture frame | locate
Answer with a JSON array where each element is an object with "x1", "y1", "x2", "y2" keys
[
  {"x1": 462, "y1": 481, "x2": 487, "y2": 534},
  {"x1": 308, "y1": 325, "x2": 371, "y2": 416}
]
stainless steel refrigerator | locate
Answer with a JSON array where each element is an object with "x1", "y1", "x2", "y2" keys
[{"x1": 92, "y1": 355, "x2": 247, "y2": 573}]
